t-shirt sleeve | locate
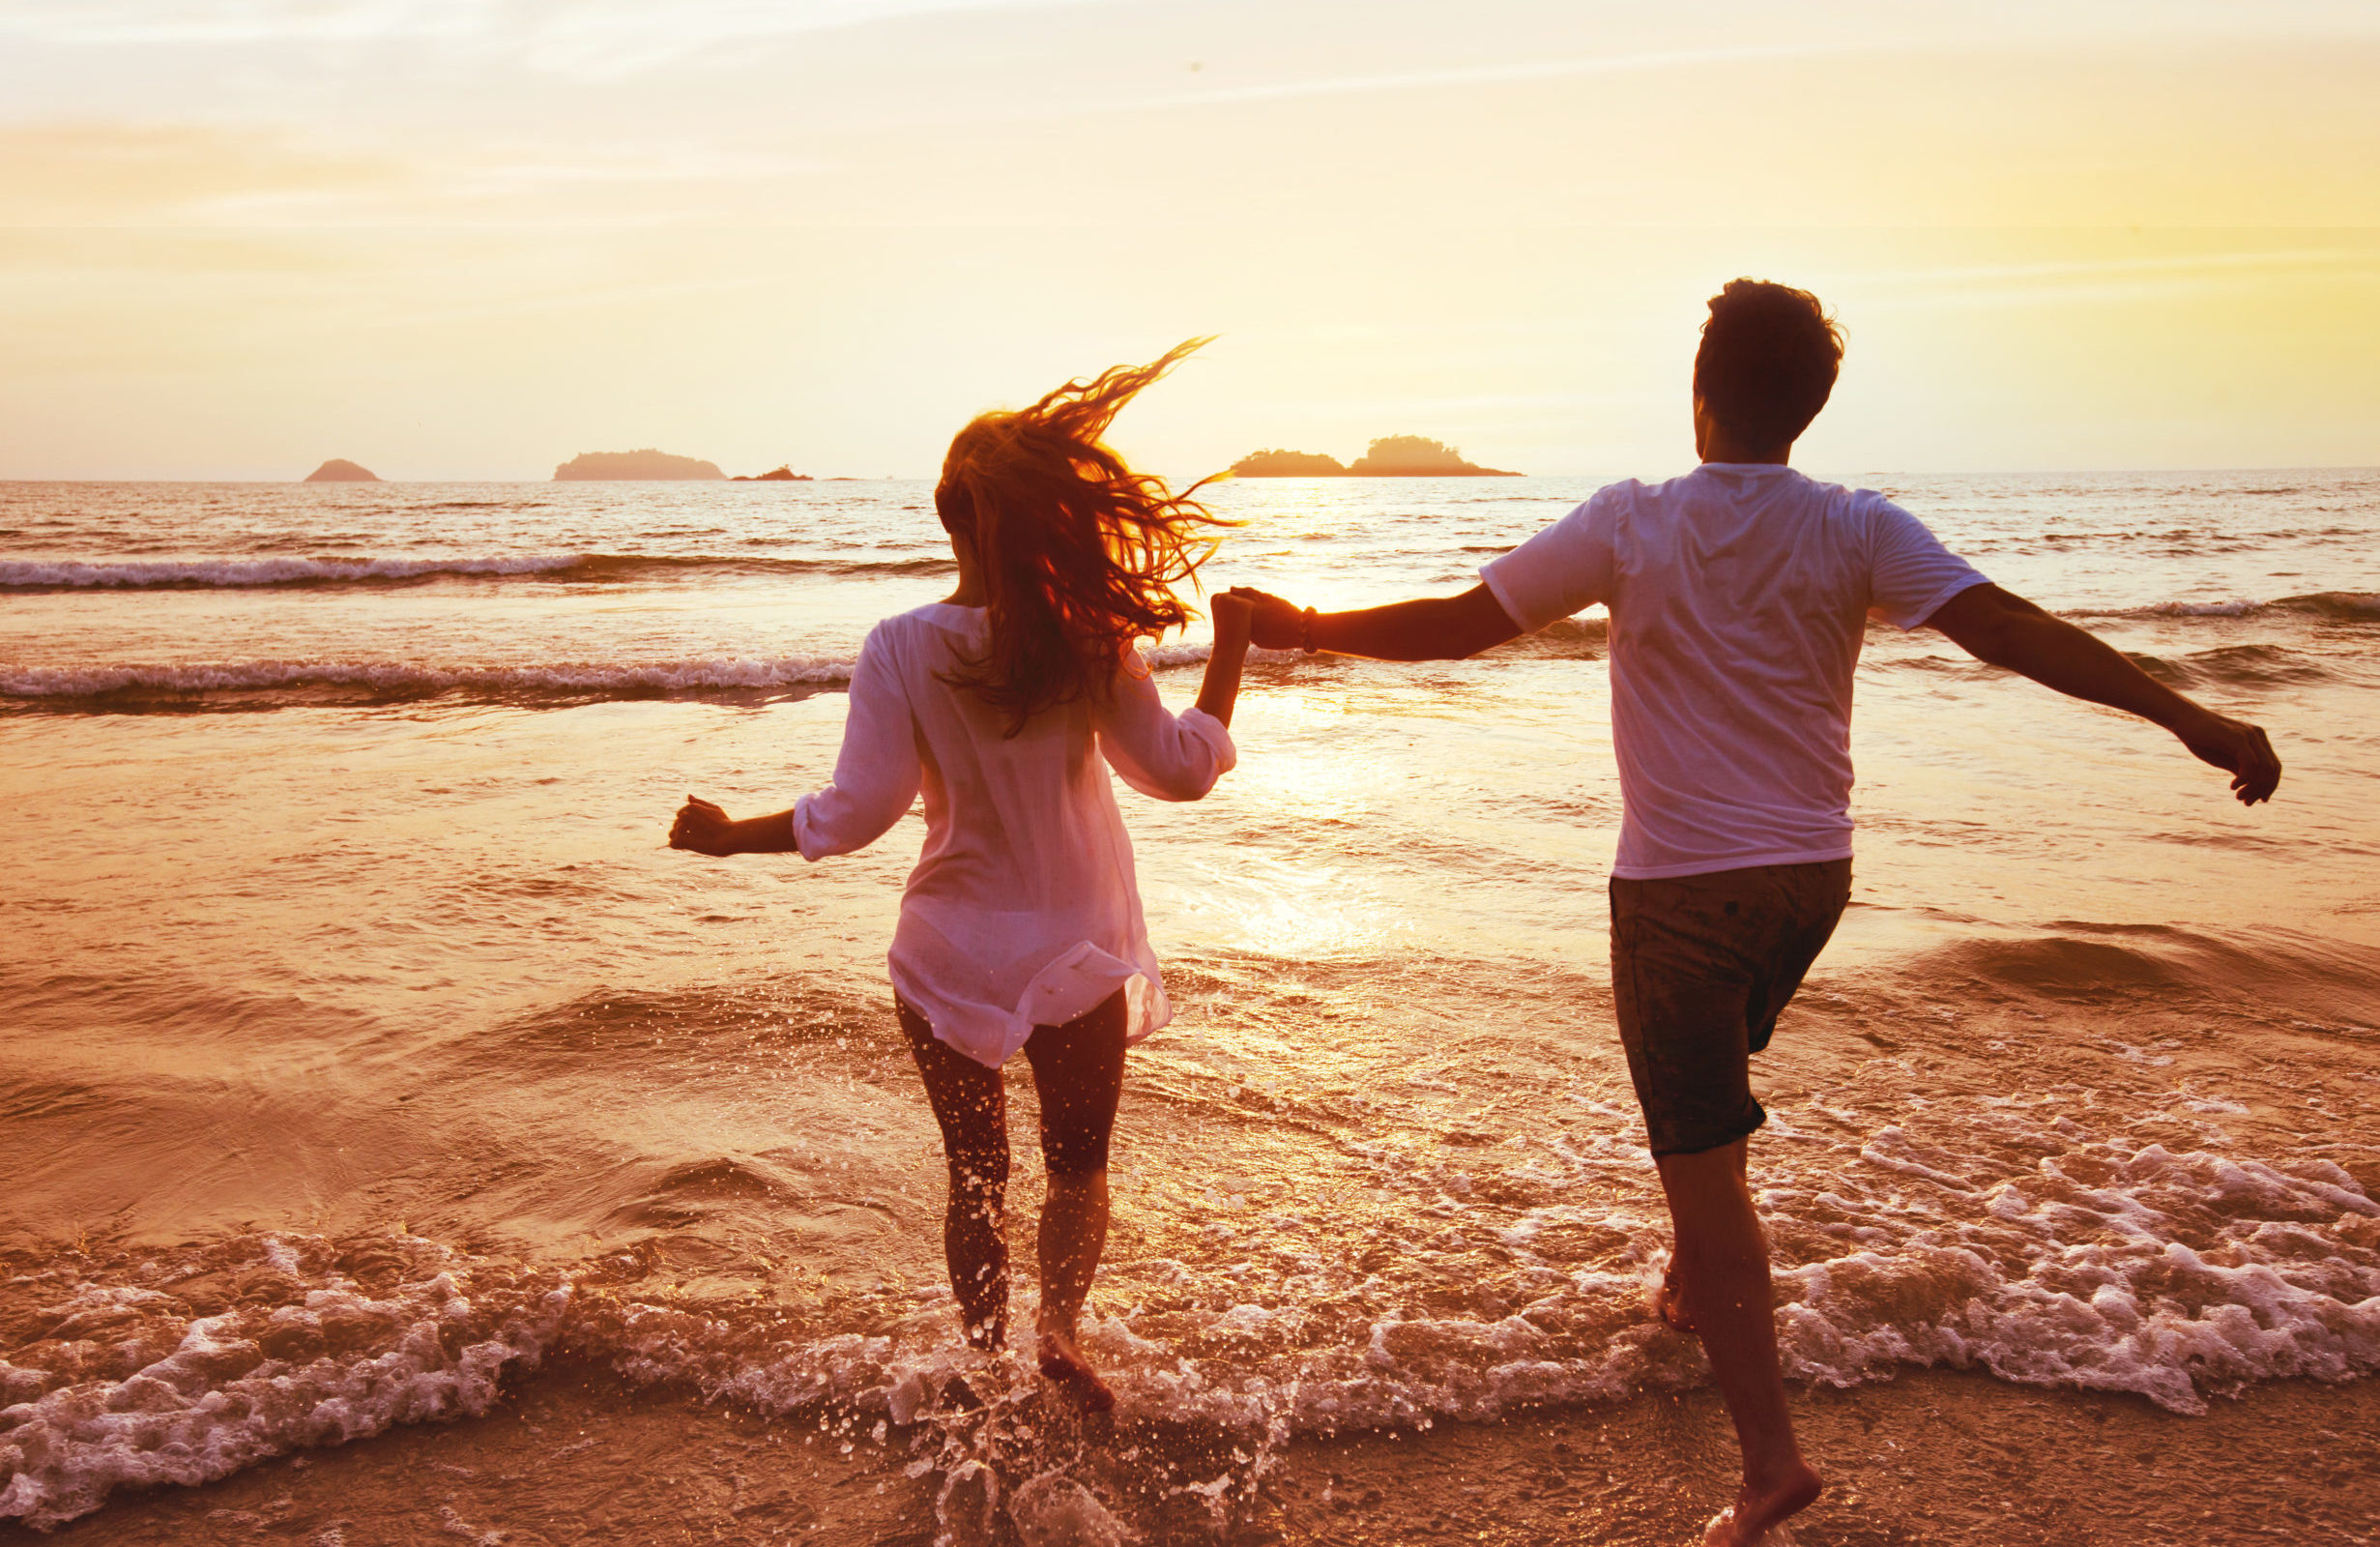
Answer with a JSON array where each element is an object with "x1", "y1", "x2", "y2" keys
[
  {"x1": 1865, "y1": 496, "x2": 1991, "y2": 630},
  {"x1": 1478, "y1": 491, "x2": 1618, "y2": 633}
]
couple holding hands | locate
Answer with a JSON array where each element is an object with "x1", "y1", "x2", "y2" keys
[{"x1": 668, "y1": 281, "x2": 2279, "y2": 1545}]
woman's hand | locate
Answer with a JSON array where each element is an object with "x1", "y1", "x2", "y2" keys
[
  {"x1": 669, "y1": 795, "x2": 740, "y2": 856},
  {"x1": 1210, "y1": 590, "x2": 1254, "y2": 652},
  {"x1": 1225, "y1": 586, "x2": 1306, "y2": 652}
]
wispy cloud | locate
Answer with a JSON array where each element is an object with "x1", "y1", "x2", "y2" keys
[
  {"x1": 0, "y1": 120, "x2": 414, "y2": 223},
  {"x1": 3, "y1": 0, "x2": 1105, "y2": 74},
  {"x1": 1859, "y1": 248, "x2": 2380, "y2": 310},
  {"x1": 1135, "y1": 40, "x2": 1874, "y2": 112}
]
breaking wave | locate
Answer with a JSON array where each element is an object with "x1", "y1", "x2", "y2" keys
[
  {"x1": 0, "y1": 640, "x2": 1248, "y2": 709},
  {"x1": 1, "y1": 656, "x2": 860, "y2": 707},
  {"x1": 0, "y1": 552, "x2": 955, "y2": 590},
  {"x1": 2077, "y1": 592, "x2": 2380, "y2": 625}
]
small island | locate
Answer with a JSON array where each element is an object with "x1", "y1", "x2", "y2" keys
[
  {"x1": 732, "y1": 465, "x2": 814, "y2": 482},
  {"x1": 1232, "y1": 434, "x2": 1520, "y2": 479},
  {"x1": 553, "y1": 449, "x2": 726, "y2": 482},
  {"x1": 303, "y1": 458, "x2": 380, "y2": 482},
  {"x1": 1232, "y1": 449, "x2": 1350, "y2": 477}
]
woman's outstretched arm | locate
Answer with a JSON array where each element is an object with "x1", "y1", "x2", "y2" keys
[
  {"x1": 669, "y1": 796, "x2": 798, "y2": 856},
  {"x1": 668, "y1": 623, "x2": 923, "y2": 858}
]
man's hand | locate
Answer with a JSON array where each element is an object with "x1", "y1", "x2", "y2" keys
[
  {"x1": 2171, "y1": 707, "x2": 2283, "y2": 805},
  {"x1": 1226, "y1": 586, "x2": 1305, "y2": 652},
  {"x1": 669, "y1": 795, "x2": 739, "y2": 856}
]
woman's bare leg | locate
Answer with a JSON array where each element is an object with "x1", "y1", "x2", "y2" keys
[
  {"x1": 1036, "y1": 1169, "x2": 1110, "y2": 1343},
  {"x1": 1021, "y1": 993, "x2": 1129, "y2": 1411},
  {"x1": 900, "y1": 1003, "x2": 1013, "y2": 1350}
]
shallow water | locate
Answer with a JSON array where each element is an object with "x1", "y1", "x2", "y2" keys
[{"x1": 3, "y1": 471, "x2": 2377, "y2": 1537}]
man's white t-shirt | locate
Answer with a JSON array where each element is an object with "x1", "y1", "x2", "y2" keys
[{"x1": 1480, "y1": 462, "x2": 1989, "y2": 881}]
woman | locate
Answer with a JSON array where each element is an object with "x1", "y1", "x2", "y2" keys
[{"x1": 668, "y1": 340, "x2": 1251, "y2": 1411}]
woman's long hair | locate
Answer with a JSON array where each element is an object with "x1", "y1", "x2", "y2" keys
[{"x1": 935, "y1": 337, "x2": 1231, "y2": 734}]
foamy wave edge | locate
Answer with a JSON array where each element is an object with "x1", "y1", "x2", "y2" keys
[
  {"x1": 0, "y1": 1236, "x2": 568, "y2": 1532},
  {"x1": 7, "y1": 1130, "x2": 2374, "y2": 1529},
  {"x1": 0, "y1": 552, "x2": 958, "y2": 589},
  {"x1": 2077, "y1": 591, "x2": 2380, "y2": 623},
  {"x1": 0, "y1": 555, "x2": 586, "y2": 589},
  {"x1": 2, "y1": 645, "x2": 1243, "y2": 702},
  {"x1": 1, "y1": 657, "x2": 857, "y2": 700}
]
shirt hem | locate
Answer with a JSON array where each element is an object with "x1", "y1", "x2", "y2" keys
[{"x1": 1611, "y1": 845, "x2": 1854, "y2": 882}]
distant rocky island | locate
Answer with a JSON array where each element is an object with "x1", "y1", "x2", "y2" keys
[
  {"x1": 304, "y1": 458, "x2": 379, "y2": 482},
  {"x1": 733, "y1": 465, "x2": 813, "y2": 482},
  {"x1": 1232, "y1": 435, "x2": 1520, "y2": 478},
  {"x1": 553, "y1": 449, "x2": 726, "y2": 482}
]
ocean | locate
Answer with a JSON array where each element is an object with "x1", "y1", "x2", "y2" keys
[{"x1": 3, "y1": 471, "x2": 2378, "y2": 1544}]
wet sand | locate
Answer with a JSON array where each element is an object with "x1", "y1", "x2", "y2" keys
[{"x1": 25, "y1": 1363, "x2": 2377, "y2": 1546}]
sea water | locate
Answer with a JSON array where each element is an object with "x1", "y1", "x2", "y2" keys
[{"x1": 2, "y1": 472, "x2": 2377, "y2": 1536}]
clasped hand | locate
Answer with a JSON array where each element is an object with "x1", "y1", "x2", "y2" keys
[
  {"x1": 668, "y1": 795, "x2": 738, "y2": 856},
  {"x1": 1223, "y1": 586, "x2": 1308, "y2": 652}
]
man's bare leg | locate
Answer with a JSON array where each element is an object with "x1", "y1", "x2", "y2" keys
[
  {"x1": 1034, "y1": 1168, "x2": 1116, "y2": 1412},
  {"x1": 1656, "y1": 1139, "x2": 1821, "y2": 1544},
  {"x1": 1653, "y1": 1143, "x2": 1749, "y2": 1334}
]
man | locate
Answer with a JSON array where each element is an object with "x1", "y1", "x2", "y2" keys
[{"x1": 1230, "y1": 278, "x2": 2280, "y2": 1546}]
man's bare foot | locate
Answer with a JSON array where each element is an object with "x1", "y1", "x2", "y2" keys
[
  {"x1": 1653, "y1": 1257, "x2": 1698, "y2": 1335},
  {"x1": 1036, "y1": 1331, "x2": 1116, "y2": 1415},
  {"x1": 1699, "y1": 1461, "x2": 1822, "y2": 1545}
]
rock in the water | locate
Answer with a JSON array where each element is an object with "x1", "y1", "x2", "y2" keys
[
  {"x1": 553, "y1": 450, "x2": 726, "y2": 482},
  {"x1": 303, "y1": 459, "x2": 380, "y2": 482},
  {"x1": 732, "y1": 465, "x2": 813, "y2": 482}
]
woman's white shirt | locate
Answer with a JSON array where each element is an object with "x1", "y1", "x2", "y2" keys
[{"x1": 791, "y1": 602, "x2": 1235, "y2": 1067}]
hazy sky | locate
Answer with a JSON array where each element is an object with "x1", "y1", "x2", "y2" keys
[{"x1": 4, "y1": 0, "x2": 2377, "y2": 479}]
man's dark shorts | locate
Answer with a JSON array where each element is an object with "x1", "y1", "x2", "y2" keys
[{"x1": 1610, "y1": 858, "x2": 1852, "y2": 1157}]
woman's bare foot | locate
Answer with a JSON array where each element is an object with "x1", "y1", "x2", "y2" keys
[
  {"x1": 1035, "y1": 1330, "x2": 1117, "y2": 1415},
  {"x1": 1653, "y1": 1257, "x2": 1698, "y2": 1335},
  {"x1": 1699, "y1": 1460, "x2": 1822, "y2": 1545}
]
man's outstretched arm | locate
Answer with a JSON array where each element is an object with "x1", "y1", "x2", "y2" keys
[
  {"x1": 1230, "y1": 583, "x2": 1523, "y2": 661},
  {"x1": 1924, "y1": 583, "x2": 2281, "y2": 804}
]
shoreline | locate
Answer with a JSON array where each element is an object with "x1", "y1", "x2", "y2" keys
[{"x1": 21, "y1": 1363, "x2": 2377, "y2": 1545}]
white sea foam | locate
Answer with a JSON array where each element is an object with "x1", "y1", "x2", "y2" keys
[
  {"x1": 1006, "y1": 1472, "x2": 1133, "y2": 1547},
  {"x1": 0, "y1": 655, "x2": 856, "y2": 700},
  {"x1": 0, "y1": 556, "x2": 585, "y2": 589},
  {"x1": 1, "y1": 641, "x2": 1260, "y2": 701},
  {"x1": 5, "y1": 1092, "x2": 2376, "y2": 1530},
  {"x1": 0, "y1": 1236, "x2": 567, "y2": 1531}
]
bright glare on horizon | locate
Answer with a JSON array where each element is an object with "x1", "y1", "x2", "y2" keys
[{"x1": 2, "y1": 0, "x2": 2377, "y2": 481}]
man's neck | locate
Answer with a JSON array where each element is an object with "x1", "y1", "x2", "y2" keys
[{"x1": 1698, "y1": 441, "x2": 1791, "y2": 466}]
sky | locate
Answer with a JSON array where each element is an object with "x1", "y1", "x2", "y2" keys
[{"x1": 3, "y1": 0, "x2": 2377, "y2": 481}]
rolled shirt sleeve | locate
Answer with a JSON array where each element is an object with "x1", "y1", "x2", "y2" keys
[
  {"x1": 792, "y1": 624, "x2": 923, "y2": 859},
  {"x1": 1095, "y1": 660, "x2": 1236, "y2": 803},
  {"x1": 1479, "y1": 490, "x2": 1620, "y2": 632}
]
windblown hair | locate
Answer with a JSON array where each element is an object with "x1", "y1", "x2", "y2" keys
[
  {"x1": 935, "y1": 337, "x2": 1230, "y2": 734},
  {"x1": 1694, "y1": 278, "x2": 1845, "y2": 450}
]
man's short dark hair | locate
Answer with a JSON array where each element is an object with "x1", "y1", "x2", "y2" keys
[{"x1": 1693, "y1": 279, "x2": 1843, "y2": 450}]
